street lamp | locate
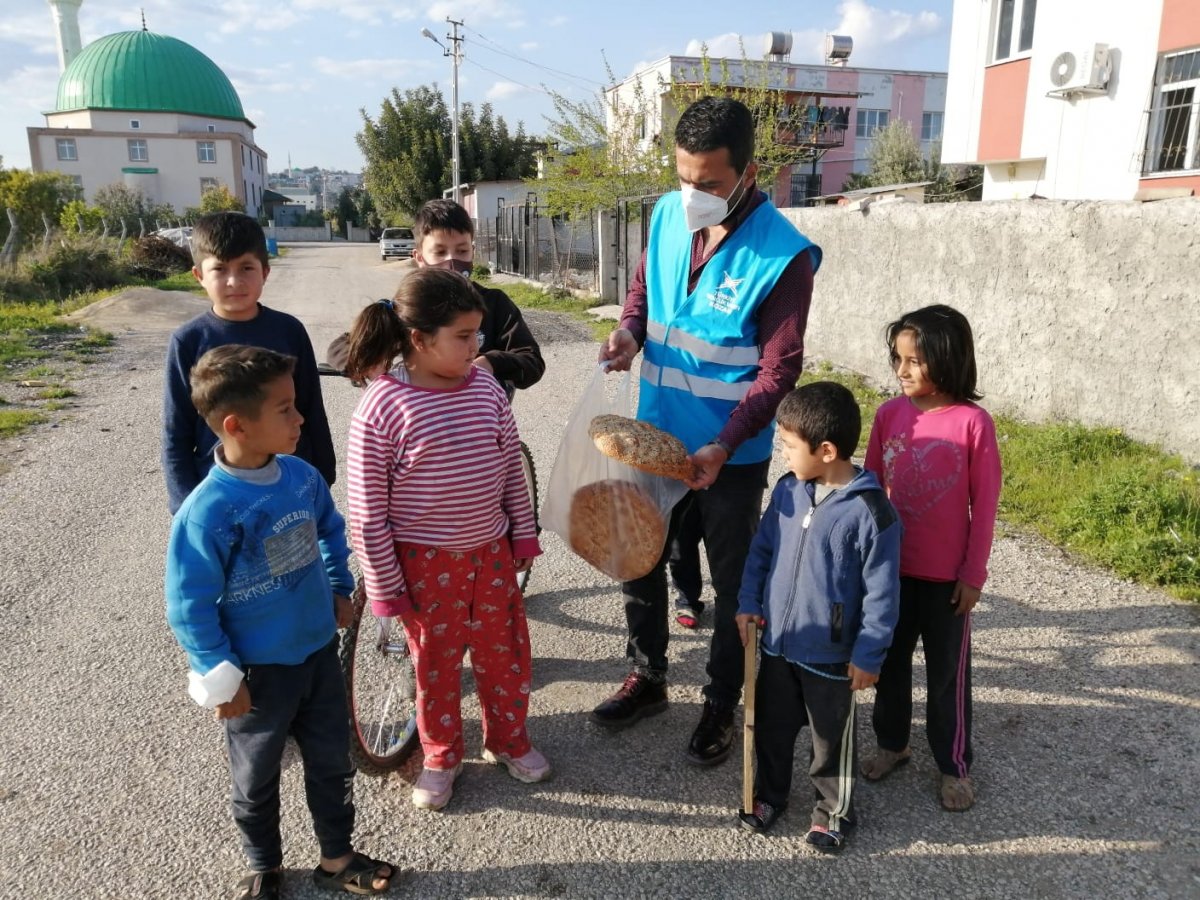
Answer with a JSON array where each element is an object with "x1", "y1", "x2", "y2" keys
[{"x1": 421, "y1": 20, "x2": 463, "y2": 205}]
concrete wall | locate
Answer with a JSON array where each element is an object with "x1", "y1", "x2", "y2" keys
[
  {"x1": 781, "y1": 199, "x2": 1200, "y2": 461},
  {"x1": 267, "y1": 223, "x2": 332, "y2": 242}
]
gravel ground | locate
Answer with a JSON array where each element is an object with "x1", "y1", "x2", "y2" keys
[{"x1": 0, "y1": 246, "x2": 1197, "y2": 899}]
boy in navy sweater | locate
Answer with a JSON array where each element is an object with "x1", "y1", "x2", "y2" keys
[
  {"x1": 165, "y1": 345, "x2": 394, "y2": 898},
  {"x1": 735, "y1": 382, "x2": 901, "y2": 853},
  {"x1": 161, "y1": 212, "x2": 335, "y2": 514}
]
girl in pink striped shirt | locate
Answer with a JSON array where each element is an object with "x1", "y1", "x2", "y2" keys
[
  {"x1": 344, "y1": 268, "x2": 546, "y2": 812},
  {"x1": 861, "y1": 305, "x2": 1001, "y2": 814}
]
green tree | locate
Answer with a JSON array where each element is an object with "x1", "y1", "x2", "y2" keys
[
  {"x1": 358, "y1": 85, "x2": 536, "y2": 220},
  {"x1": 841, "y1": 126, "x2": 983, "y2": 201},
  {"x1": 91, "y1": 182, "x2": 176, "y2": 227},
  {"x1": 59, "y1": 199, "x2": 103, "y2": 233},
  {"x1": 198, "y1": 184, "x2": 245, "y2": 213},
  {"x1": 0, "y1": 167, "x2": 77, "y2": 246}
]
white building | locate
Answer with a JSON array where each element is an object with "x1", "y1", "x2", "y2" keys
[
  {"x1": 606, "y1": 37, "x2": 947, "y2": 206},
  {"x1": 27, "y1": 3, "x2": 266, "y2": 217},
  {"x1": 942, "y1": 0, "x2": 1200, "y2": 199}
]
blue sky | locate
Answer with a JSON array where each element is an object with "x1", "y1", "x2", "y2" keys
[{"x1": 0, "y1": 0, "x2": 952, "y2": 173}]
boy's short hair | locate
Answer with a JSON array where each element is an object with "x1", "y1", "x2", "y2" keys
[
  {"x1": 413, "y1": 199, "x2": 475, "y2": 239},
  {"x1": 776, "y1": 381, "x2": 861, "y2": 460},
  {"x1": 191, "y1": 212, "x2": 269, "y2": 267},
  {"x1": 190, "y1": 345, "x2": 296, "y2": 431}
]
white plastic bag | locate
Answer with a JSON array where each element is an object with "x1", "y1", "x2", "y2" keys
[{"x1": 541, "y1": 365, "x2": 688, "y2": 581}]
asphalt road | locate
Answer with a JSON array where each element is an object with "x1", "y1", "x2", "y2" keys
[{"x1": 0, "y1": 244, "x2": 1197, "y2": 899}]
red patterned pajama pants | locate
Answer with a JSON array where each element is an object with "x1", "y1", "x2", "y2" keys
[{"x1": 397, "y1": 538, "x2": 533, "y2": 770}]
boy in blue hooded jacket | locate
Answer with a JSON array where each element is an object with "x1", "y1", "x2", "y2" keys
[{"x1": 735, "y1": 381, "x2": 901, "y2": 853}]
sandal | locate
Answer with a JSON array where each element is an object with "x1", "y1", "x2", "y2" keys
[
  {"x1": 738, "y1": 798, "x2": 785, "y2": 834},
  {"x1": 861, "y1": 746, "x2": 911, "y2": 782},
  {"x1": 234, "y1": 870, "x2": 281, "y2": 900},
  {"x1": 312, "y1": 852, "x2": 397, "y2": 895},
  {"x1": 805, "y1": 823, "x2": 853, "y2": 854},
  {"x1": 940, "y1": 774, "x2": 975, "y2": 812}
]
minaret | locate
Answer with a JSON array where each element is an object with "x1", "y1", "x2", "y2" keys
[{"x1": 47, "y1": 0, "x2": 84, "y2": 72}]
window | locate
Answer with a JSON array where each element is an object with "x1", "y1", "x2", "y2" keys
[
  {"x1": 921, "y1": 112, "x2": 944, "y2": 142},
  {"x1": 127, "y1": 139, "x2": 148, "y2": 162},
  {"x1": 207, "y1": 124, "x2": 216, "y2": 133},
  {"x1": 197, "y1": 141, "x2": 216, "y2": 163},
  {"x1": 56, "y1": 138, "x2": 77, "y2": 161},
  {"x1": 993, "y1": 0, "x2": 1037, "y2": 62},
  {"x1": 1145, "y1": 49, "x2": 1200, "y2": 173},
  {"x1": 200, "y1": 177, "x2": 219, "y2": 194},
  {"x1": 68, "y1": 174, "x2": 83, "y2": 197},
  {"x1": 856, "y1": 108, "x2": 890, "y2": 138},
  {"x1": 130, "y1": 119, "x2": 140, "y2": 129}
]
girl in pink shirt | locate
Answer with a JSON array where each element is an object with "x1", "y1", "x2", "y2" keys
[
  {"x1": 861, "y1": 305, "x2": 1001, "y2": 813},
  {"x1": 344, "y1": 268, "x2": 546, "y2": 813}
]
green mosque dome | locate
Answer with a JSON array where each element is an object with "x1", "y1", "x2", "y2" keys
[{"x1": 55, "y1": 31, "x2": 247, "y2": 122}]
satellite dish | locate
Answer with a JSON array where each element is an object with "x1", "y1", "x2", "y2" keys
[{"x1": 1050, "y1": 51, "x2": 1077, "y2": 87}]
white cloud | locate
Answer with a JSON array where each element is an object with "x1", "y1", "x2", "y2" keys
[
  {"x1": 314, "y1": 56, "x2": 429, "y2": 80},
  {"x1": 547, "y1": 15, "x2": 568, "y2": 27},
  {"x1": 486, "y1": 80, "x2": 527, "y2": 100},
  {"x1": 0, "y1": 11, "x2": 59, "y2": 54},
  {"x1": 426, "y1": 0, "x2": 518, "y2": 23},
  {"x1": 520, "y1": 41, "x2": 539, "y2": 51},
  {"x1": 0, "y1": 63, "x2": 61, "y2": 115},
  {"x1": 683, "y1": 2, "x2": 944, "y2": 66}
]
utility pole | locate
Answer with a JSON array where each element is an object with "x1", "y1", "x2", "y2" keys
[{"x1": 422, "y1": 18, "x2": 464, "y2": 205}]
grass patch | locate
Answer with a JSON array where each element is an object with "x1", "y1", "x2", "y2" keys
[
  {"x1": 43, "y1": 400, "x2": 70, "y2": 411},
  {"x1": 146, "y1": 271, "x2": 203, "y2": 293},
  {"x1": 477, "y1": 277, "x2": 611, "y2": 341},
  {"x1": 37, "y1": 387, "x2": 76, "y2": 399},
  {"x1": 0, "y1": 409, "x2": 46, "y2": 438},
  {"x1": 802, "y1": 363, "x2": 1200, "y2": 602}
]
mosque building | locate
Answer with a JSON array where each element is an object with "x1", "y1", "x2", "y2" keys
[{"x1": 27, "y1": 0, "x2": 266, "y2": 217}]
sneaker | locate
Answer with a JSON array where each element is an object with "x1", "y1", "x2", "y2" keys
[
  {"x1": 482, "y1": 746, "x2": 551, "y2": 783},
  {"x1": 738, "y1": 798, "x2": 785, "y2": 834},
  {"x1": 674, "y1": 600, "x2": 705, "y2": 630},
  {"x1": 411, "y1": 762, "x2": 462, "y2": 811},
  {"x1": 685, "y1": 699, "x2": 735, "y2": 766},
  {"x1": 589, "y1": 672, "x2": 668, "y2": 729}
]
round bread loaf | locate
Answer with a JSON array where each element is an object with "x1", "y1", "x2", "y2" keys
[
  {"x1": 588, "y1": 414, "x2": 693, "y2": 481},
  {"x1": 568, "y1": 479, "x2": 666, "y2": 581}
]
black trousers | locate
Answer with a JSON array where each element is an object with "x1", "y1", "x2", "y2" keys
[
  {"x1": 622, "y1": 460, "x2": 768, "y2": 707},
  {"x1": 754, "y1": 653, "x2": 857, "y2": 831},
  {"x1": 667, "y1": 498, "x2": 704, "y2": 607},
  {"x1": 225, "y1": 639, "x2": 355, "y2": 870},
  {"x1": 871, "y1": 576, "x2": 974, "y2": 777}
]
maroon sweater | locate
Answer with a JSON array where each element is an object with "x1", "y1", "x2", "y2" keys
[{"x1": 620, "y1": 188, "x2": 816, "y2": 454}]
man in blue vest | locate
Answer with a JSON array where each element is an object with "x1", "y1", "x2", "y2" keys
[{"x1": 593, "y1": 96, "x2": 822, "y2": 766}]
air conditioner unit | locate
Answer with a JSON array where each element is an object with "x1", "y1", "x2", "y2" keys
[{"x1": 1049, "y1": 43, "x2": 1113, "y2": 94}]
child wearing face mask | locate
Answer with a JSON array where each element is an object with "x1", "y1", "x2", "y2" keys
[{"x1": 327, "y1": 200, "x2": 545, "y2": 396}]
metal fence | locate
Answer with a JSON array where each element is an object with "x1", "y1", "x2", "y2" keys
[
  {"x1": 484, "y1": 197, "x2": 601, "y2": 294},
  {"x1": 1, "y1": 207, "x2": 194, "y2": 268}
]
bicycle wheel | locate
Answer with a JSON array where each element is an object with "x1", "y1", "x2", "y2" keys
[
  {"x1": 516, "y1": 441, "x2": 539, "y2": 593},
  {"x1": 338, "y1": 587, "x2": 419, "y2": 774}
]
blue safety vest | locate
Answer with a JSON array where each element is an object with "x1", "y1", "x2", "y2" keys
[{"x1": 639, "y1": 192, "x2": 822, "y2": 463}]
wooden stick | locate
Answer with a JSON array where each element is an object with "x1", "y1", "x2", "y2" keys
[{"x1": 742, "y1": 620, "x2": 757, "y2": 814}]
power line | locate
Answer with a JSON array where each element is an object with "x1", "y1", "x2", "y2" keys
[
  {"x1": 462, "y1": 24, "x2": 607, "y2": 92},
  {"x1": 461, "y1": 57, "x2": 555, "y2": 99}
]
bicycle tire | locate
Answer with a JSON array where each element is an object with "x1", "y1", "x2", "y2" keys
[
  {"x1": 515, "y1": 441, "x2": 539, "y2": 593},
  {"x1": 338, "y1": 587, "x2": 419, "y2": 774}
]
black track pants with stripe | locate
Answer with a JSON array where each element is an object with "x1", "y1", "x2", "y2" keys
[{"x1": 754, "y1": 652, "x2": 857, "y2": 831}]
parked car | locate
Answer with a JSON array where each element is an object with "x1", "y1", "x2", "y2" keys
[{"x1": 379, "y1": 226, "x2": 415, "y2": 260}]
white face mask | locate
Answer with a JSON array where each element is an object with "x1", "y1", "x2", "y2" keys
[{"x1": 680, "y1": 167, "x2": 749, "y2": 232}]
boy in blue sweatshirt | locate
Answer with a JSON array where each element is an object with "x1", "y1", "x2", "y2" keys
[
  {"x1": 165, "y1": 345, "x2": 395, "y2": 898},
  {"x1": 735, "y1": 381, "x2": 901, "y2": 853},
  {"x1": 162, "y1": 211, "x2": 336, "y2": 514}
]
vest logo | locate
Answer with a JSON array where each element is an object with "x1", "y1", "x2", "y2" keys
[{"x1": 707, "y1": 271, "x2": 744, "y2": 314}]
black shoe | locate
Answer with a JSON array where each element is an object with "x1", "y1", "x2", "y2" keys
[
  {"x1": 590, "y1": 673, "x2": 668, "y2": 729},
  {"x1": 805, "y1": 820, "x2": 856, "y2": 854},
  {"x1": 685, "y1": 699, "x2": 735, "y2": 766},
  {"x1": 739, "y1": 798, "x2": 785, "y2": 834}
]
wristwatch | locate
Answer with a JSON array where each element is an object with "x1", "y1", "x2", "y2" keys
[{"x1": 705, "y1": 438, "x2": 733, "y2": 457}]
